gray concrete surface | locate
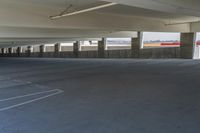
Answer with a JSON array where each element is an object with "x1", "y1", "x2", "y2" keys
[
  {"x1": 2, "y1": 47, "x2": 180, "y2": 59},
  {"x1": 0, "y1": 58, "x2": 200, "y2": 133},
  {"x1": 180, "y1": 33, "x2": 195, "y2": 59}
]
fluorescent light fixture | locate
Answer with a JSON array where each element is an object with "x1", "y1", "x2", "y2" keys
[{"x1": 50, "y1": 2, "x2": 117, "y2": 20}]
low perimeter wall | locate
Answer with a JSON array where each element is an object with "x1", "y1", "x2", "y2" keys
[{"x1": 1, "y1": 47, "x2": 180, "y2": 59}]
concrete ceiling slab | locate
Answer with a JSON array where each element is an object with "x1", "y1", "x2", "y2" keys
[
  {"x1": 0, "y1": 0, "x2": 198, "y2": 48},
  {"x1": 104, "y1": 0, "x2": 200, "y2": 17}
]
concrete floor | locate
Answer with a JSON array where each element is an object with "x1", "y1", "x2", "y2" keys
[{"x1": 0, "y1": 58, "x2": 200, "y2": 133}]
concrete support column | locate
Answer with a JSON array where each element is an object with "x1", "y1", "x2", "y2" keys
[
  {"x1": 17, "y1": 47, "x2": 22, "y2": 57},
  {"x1": 1, "y1": 48, "x2": 5, "y2": 56},
  {"x1": 8, "y1": 47, "x2": 13, "y2": 56},
  {"x1": 180, "y1": 32, "x2": 196, "y2": 59},
  {"x1": 73, "y1": 41, "x2": 81, "y2": 58},
  {"x1": 54, "y1": 43, "x2": 61, "y2": 57},
  {"x1": 27, "y1": 46, "x2": 33, "y2": 57},
  {"x1": 39, "y1": 45, "x2": 46, "y2": 57},
  {"x1": 131, "y1": 32, "x2": 141, "y2": 58},
  {"x1": 98, "y1": 38, "x2": 106, "y2": 58}
]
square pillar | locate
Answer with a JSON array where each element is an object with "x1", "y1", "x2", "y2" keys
[
  {"x1": 8, "y1": 47, "x2": 13, "y2": 56},
  {"x1": 54, "y1": 43, "x2": 61, "y2": 57},
  {"x1": 73, "y1": 41, "x2": 81, "y2": 58},
  {"x1": 17, "y1": 47, "x2": 22, "y2": 56},
  {"x1": 180, "y1": 33, "x2": 196, "y2": 59},
  {"x1": 39, "y1": 45, "x2": 46, "y2": 57},
  {"x1": 131, "y1": 32, "x2": 142, "y2": 58},
  {"x1": 98, "y1": 38, "x2": 106, "y2": 58},
  {"x1": 1, "y1": 48, "x2": 5, "y2": 56},
  {"x1": 27, "y1": 46, "x2": 33, "y2": 57}
]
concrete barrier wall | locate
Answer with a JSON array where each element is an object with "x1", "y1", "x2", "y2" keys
[
  {"x1": 107, "y1": 46, "x2": 131, "y2": 50},
  {"x1": 81, "y1": 46, "x2": 98, "y2": 51},
  {"x1": 61, "y1": 46, "x2": 73, "y2": 51},
  {"x1": 105, "y1": 50, "x2": 132, "y2": 58},
  {"x1": 79, "y1": 51, "x2": 98, "y2": 58},
  {"x1": 33, "y1": 46, "x2": 40, "y2": 52},
  {"x1": 46, "y1": 46, "x2": 54, "y2": 52},
  {"x1": 140, "y1": 47, "x2": 180, "y2": 58},
  {"x1": 1, "y1": 47, "x2": 180, "y2": 59}
]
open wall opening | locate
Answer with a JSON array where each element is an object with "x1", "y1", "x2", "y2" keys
[
  {"x1": 81, "y1": 41, "x2": 98, "y2": 51},
  {"x1": 106, "y1": 38, "x2": 131, "y2": 50},
  {"x1": 45, "y1": 44, "x2": 54, "y2": 52},
  {"x1": 61, "y1": 43, "x2": 73, "y2": 52},
  {"x1": 141, "y1": 32, "x2": 181, "y2": 49},
  {"x1": 33, "y1": 45, "x2": 40, "y2": 52}
]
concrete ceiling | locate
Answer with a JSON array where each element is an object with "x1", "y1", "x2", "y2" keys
[
  {"x1": 0, "y1": 0, "x2": 199, "y2": 48},
  {"x1": 104, "y1": 0, "x2": 200, "y2": 17}
]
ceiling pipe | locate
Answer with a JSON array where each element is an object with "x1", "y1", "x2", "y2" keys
[{"x1": 50, "y1": 2, "x2": 117, "y2": 20}]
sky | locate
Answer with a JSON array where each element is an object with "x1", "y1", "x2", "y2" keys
[
  {"x1": 142, "y1": 32, "x2": 180, "y2": 41},
  {"x1": 107, "y1": 32, "x2": 181, "y2": 42}
]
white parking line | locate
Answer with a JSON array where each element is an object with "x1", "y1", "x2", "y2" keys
[
  {"x1": 0, "y1": 89, "x2": 64, "y2": 112},
  {"x1": 0, "y1": 89, "x2": 62, "y2": 102}
]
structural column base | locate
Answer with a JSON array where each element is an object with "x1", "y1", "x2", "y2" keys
[{"x1": 180, "y1": 33, "x2": 195, "y2": 59}]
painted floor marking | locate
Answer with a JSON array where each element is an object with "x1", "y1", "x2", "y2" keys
[
  {"x1": 0, "y1": 89, "x2": 61, "y2": 102},
  {"x1": 0, "y1": 89, "x2": 64, "y2": 112}
]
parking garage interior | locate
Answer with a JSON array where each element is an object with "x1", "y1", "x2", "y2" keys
[{"x1": 1, "y1": 0, "x2": 200, "y2": 133}]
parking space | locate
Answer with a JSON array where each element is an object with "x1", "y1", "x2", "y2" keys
[{"x1": 0, "y1": 58, "x2": 200, "y2": 133}]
